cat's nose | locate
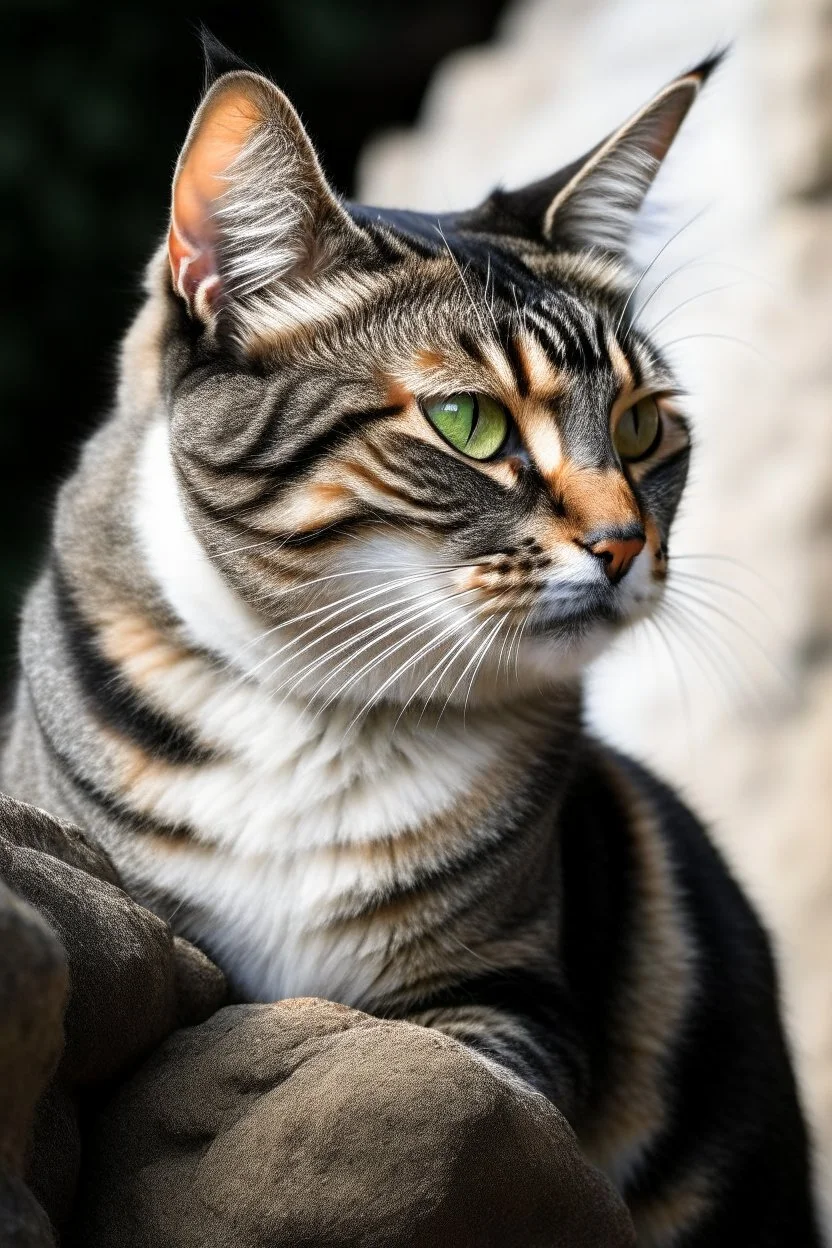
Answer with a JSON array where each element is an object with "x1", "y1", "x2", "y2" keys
[{"x1": 583, "y1": 529, "x2": 646, "y2": 584}]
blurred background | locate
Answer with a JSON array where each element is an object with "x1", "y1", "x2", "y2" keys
[{"x1": 5, "y1": 0, "x2": 831, "y2": 1231}]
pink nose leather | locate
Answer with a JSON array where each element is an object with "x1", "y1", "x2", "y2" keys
[{"x1": 587, "y1": 534, "x2": 645, "y2": 583}]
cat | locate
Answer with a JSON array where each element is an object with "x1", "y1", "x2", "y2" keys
[{"x1": 1, "y1": 43, "x2": 821, "y2": 1245}]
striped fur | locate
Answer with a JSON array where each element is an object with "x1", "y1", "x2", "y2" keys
[{"x1": 1, "y1": 54, "x2": 820, "y2": 1245}]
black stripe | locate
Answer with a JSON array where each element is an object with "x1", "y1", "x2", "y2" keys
[
  {"x1": 263, "y1": 405, "x2": 403, "y2": 486},
  {"x1": 524, "y1": 316, "x2": 567, "y2": 370},
  {"x1": 355, "y1": 217, "x2": 411, "y2": 266},
  {"x1": 626, "y1": 343, "x2": 644, "y2": 391},
  {"x1": 53, "y1": 567, "x2": 214, "y2": 766},
  {"x1": 541, "y1": 304, "x2": 584, "y2": 369},
  {"x1": 25, "y1": 670, "x2": 196, "y2": 843},
  {"x1": 177, "y1": 406, "x2": 404, "y2": 537},
  {"x1": 280, "y1": 505, "x2": 465, "y2": 549},
  {"x1": 593, "y1": 311, "x2": 610, "y2": 367},
  {"x1": 613, "y1": 758, "x2": 819, "y2": 1240},
  {"x1": 458, "y1": 329, "x2": 486, "y2": 365},
  {"x1": 169, "y1": 462, "x2": 273, "y2": 537},
  {"x1": 234, "y1": 372, "x2": 314, "y2": 470},
  {"x1": 502, "y1": 331, "x2": 531, "y2": 397},
  {"x1": 560, "y1": 300, "x2": 597, "y2": 368},
  {"x1": 348, "y1": 205, "x2": 446, "y2": 260}
]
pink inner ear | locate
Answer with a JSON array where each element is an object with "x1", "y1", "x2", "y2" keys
[
  {"x1": 168, "y1": 218, "x2": 219, "y2": 309},
  {"x1": 168, "y1": 85, "x2": 263, "y2": 314}
]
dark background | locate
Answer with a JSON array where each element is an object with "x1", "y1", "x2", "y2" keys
[{"x1": 1, "y1": 1, "x2": 507, "y2": 676}]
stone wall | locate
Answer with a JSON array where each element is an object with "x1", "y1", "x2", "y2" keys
[{"x1": 360, "y1": 0, "x2": 832, "y2": 1228}]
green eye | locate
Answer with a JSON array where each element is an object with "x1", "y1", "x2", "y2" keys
[
  {"x1": 424, "y1": 392, "x2": 509, "y2": 460},
  {"x1": 614, "y1": 397, "x2": 662, "y2": 461}
]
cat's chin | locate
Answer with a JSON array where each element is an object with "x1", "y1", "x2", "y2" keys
[
  {"x1": 517, "y1": 626, "x2": 619, "y2": 685},
  {"x1": 518, "y1": 588, "x2": 663, "y2": 682}
]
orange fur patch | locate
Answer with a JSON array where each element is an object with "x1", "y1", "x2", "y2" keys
[{"x1": 556, "y1": 462, "x2": 641, "y2": 540}]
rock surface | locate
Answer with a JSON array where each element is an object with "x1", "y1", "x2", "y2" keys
[
  {"x1": 0, "y1": 793, "x2": 227, "y2": 1239},
  {"x1": 76, "y1": 998, "x2": 635, "y2": 1248},
  {"x1": 0, "y1": 878, "x2": 66, "y2": 1248}
]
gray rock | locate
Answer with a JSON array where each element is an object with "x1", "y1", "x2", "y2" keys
[
  {"x1": 78, "y1": 997, "x2": 635, "y2": 1248},
  {"x1": 0, "y1": 792, "x2": 227, "y2": 1240},
  {"x1": 0, "y1": 878, "x2": 67, "y2": 1247}
]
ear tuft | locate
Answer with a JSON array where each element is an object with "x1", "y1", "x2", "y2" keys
[
  {"x1": 198, "y1": 26, "x2": 252, "y2": 89},
  {"x1": 686, "y1": 48, "x2": 729, "y2": 88}
]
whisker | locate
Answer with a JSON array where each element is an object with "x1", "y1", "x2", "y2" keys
[
  {"x1": 434, "y1": 616, "x2": 505, "y2": 733},
  {"x1": 483, "y1": 254, "x2": 502, "y2": 340},
  {"x1": 661, "y1": 596, "x2": 775, "y2": 712},
  {"x1": 230, "y1": 562, "x2": 483, "y2": 677},
  {"x1": 660, "y1": 331, "x2": 770, "y2": 363},
  {"x1": 463, "y1": 615, "x2": 508, "y2": 726},
  {"x1": 670, "y1": 552, "x2": 777, "y2": 593},
  {"x1": 658, "y1": 600, "x2": 750, "y2": 711},
  {"x1": 242, "y1": 568, "x2": 462, "y2": 681},
  {"x1": 632, "y1": 253, "x2": 774, "y2": 327},
  {"x1": 669, "y1": 568, "x2": 783, "y2": 632},
  {"x1": 664, "y1": 584, "x2": 789, "y2": 686},
  {"x1": 281, "y1": 586, "x2": 476, "y2": 703},
  {"x1": 390, "y1": 594, "x2": 520, "y2": 731},
  {"x1": 646, "y1": 280, "x2": 745, "y2": 337},
  {"x1": 616, "y1": 204, "x2": 711, "y2": 340},
  {"x1": 416, "y1": 621, "x2": 496, "y2": 729},
  {"x1": 340, "y1": 610, "x2": 479, "y2": 733},
  {"x1": 317, "y1": 590, "x2": 479, "y2": 714},
  {"x1": 639, "y1": 612, "x2": 693, "y2": 732},
  {"x1": 435, "y1": 222, "x2": 492, "y2": 340}
]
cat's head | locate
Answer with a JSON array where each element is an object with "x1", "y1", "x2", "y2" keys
[{"x1": 151, "y1": 53, "x2": 718, "y2": 711}]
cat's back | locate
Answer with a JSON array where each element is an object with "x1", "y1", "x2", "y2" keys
[{"x1": 562, "y1": 742, "x2": 816, "y2": 1241}]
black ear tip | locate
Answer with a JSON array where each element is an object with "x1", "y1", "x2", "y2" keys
[
  {"x1": 197, "y1": 24, "x2": 252, "y2": 87},
  {"x1": 689, "y1": 46, "x2": 730, "y2": 86}
]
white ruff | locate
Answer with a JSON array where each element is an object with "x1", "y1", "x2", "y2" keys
[{"x1": 130, "y1": 421, "x2": 513, "y2": 1002}]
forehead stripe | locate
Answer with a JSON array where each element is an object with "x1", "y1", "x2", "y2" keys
[
  {"x1": 560, "y1": 296, "x2": 602, "y2": 366},
  {"x1": 500, "y1": 329, "x2": 531, "y2": 398},
  {"x1": 520, "y1": 309, "x2": 568, "y2": 368}
]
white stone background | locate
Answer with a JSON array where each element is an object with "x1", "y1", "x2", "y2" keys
[{"x1": 360, "y1": 0, "x2": 832, "y2": 1231}]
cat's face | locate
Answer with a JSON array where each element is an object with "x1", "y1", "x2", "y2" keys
[{"x1": 161, "y1": 59, "x2": 712, "y2": 709}]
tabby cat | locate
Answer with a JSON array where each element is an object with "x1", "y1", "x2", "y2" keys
[{"x1": 1, "y1": 45, "x2": 820, "y2": 1244}]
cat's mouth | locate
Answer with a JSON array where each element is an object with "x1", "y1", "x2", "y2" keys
[
  {"x1": 524, "y1": 579, "x2": 660, "y2": 638},
  {"x1": 525, "y1": 601, "x2": 620, "y2": 637}
]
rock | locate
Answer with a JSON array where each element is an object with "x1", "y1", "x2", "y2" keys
[
  {"x1": 171, "y1": 936, "x2": 227, "y2": 1030},
  {"x1": 0, "y1": 1175, "x2": 56, "y2": 1248},
  {"x1": 0, "y1": 877, "x2": 67, "y2": 1247},
  {"x1": 0, "y1": 792, "x2": 228, "y2": 1240},
  {"x1": 27, "y1": 1084, "x2": 80, "y2": 1234},
  {"x1": 77, "y1": 998, "x2": 635, "y2": 1248},
  {"x1": 0, "y1": 794, "x2": 119, "y2": 886},
  {"x1": 0, "y1": 838, "x2": 178, "y2": 1085}
]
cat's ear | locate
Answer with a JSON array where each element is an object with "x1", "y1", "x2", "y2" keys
[
  {"x1": 168, "y1": 69, "x2": 352, "y2": 323},
  {"x1": 463, "y1": 55, "x2": 722, "y2": 257}
]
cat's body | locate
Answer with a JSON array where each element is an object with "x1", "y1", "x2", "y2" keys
[{"x1": 1, "y1": 50, "x2": 821, "y2": 1244}]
